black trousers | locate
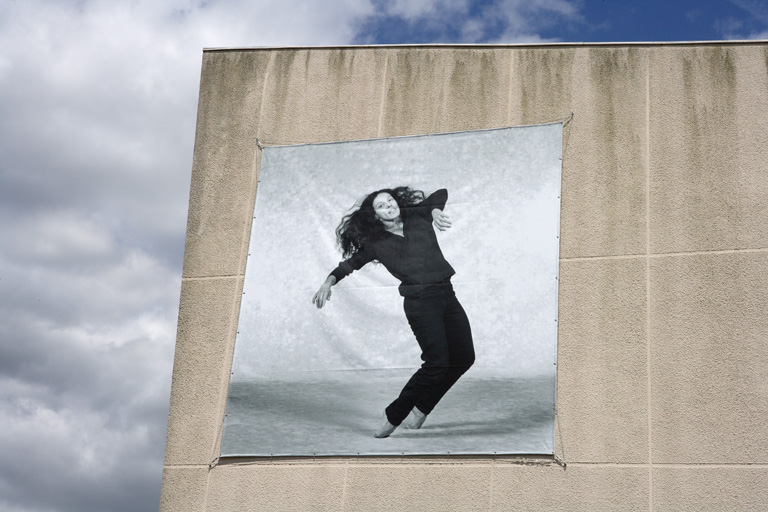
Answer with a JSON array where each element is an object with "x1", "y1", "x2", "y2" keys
[{"x1": 385, "y1": 281, "x2": 475, "y2": 426}]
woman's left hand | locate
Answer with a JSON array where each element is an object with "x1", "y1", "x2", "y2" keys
[{"x1": 432, "y1": 210, "x2": 452, "y2": 231}]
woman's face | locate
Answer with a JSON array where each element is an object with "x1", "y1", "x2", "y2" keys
[{"x1": 373, "y1": 192, "x2": 400, "y2": 222}]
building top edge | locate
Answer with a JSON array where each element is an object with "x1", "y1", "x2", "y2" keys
[{"x1": 203, "y1": 40, "x2": 768, "y2": 52}]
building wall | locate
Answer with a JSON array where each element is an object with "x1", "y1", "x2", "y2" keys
[{"x1": 160, "y1": 44, "x2": 768, "y2": 511}]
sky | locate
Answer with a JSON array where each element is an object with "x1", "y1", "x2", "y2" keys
[{"x1": 0, "y1": 1, "x2": 766, "y2": 511}]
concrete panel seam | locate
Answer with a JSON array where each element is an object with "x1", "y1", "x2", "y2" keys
[
  {"x1": 341, "y1": 463, "x2": 349, "y2": 512},
  {"x1": 344, "y1": 463, "x2": 498, "y2": 468},
  {"x1": 506, "y1": 51, "x2": 514, "y2": 125},
  {"x1": 560, "y1": 254, "x2": 646, "y2": 262},
  {"x1": 645, "y1": 47, "x2": 653, "y2": 512},
  {"x1": 563, "y1": 462, "x2": 768, "y2": 467},
  {"x1": 564, "y1": 462, "x2": 652, "y2": 466},
  {"x1": 649, "y1": 463, "x2": 768, "y2": 468},
  {"x1": 182, "y1": 275, "x2": 243, "y2": 281},
  {"x1": 489, "y1": 458, "x2": 496, "y2": 511},
  {"x1": 561, "y1": 247, "x2": 768, "y2": 263},
  {"x1": 648, "y1": 247, "x2": 768, "y2": 258}
]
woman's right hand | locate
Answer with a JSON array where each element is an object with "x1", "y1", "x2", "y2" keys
[{"x1": 312, "y1": 276, "x2": 336, "y2": 309}]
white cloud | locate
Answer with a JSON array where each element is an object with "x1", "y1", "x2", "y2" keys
[
  {"x1": 2, "y1": 212, "x2": 115, "y2": 263},
  {"x1": 718, "y1": 0, "x2": 768, "y2": 39},
  {"x1": 728, "y1": 0, "x2": 768, "y2": 25},
  {"x1": 488, "y1": 0, "x2": 582, "y2": 43},
  {"x1": 384, "y1": 0, "x2": 470, "y2": 20},
  {"x1": 356, "y1": 0, "x2": 582, "y2": 43}
]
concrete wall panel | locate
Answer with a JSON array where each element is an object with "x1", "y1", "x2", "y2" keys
[
  {"x1": 344, "y1": 464, "x2": 492, "y2": 511},
  {"x1": 205, "y1": 464, "x2": 347, "y2": 512},
  {"x1": 649, "y1": 45, "x2": 768, "y2": 253},
  {"x1": 258, "y1": 49, "x2": 389, "y2": 144},
  {"x1": 159, "y1": 467, "x2": 208, "y2": 512},
  {"x1": 556, "y1": 258, "x2": 648, "y2": 463},
  {"x1": 165, "y1": 277, "x2": 242, "y2": 465},
  {"x1": 650, "y1": 252, "x2": 768, "y2": 463},
  {"x1": 653, "y1": 467, "x2": 768, "y2": 511},
  {"x1": 379, "y1": 48, "x2": 511, "y2": 136},
  {"x1": 492, "y1": 465, "x2": 648, "y2": 511},
  {"x1": 183, "y1": 52, "x2": 269, "y2": 278}
]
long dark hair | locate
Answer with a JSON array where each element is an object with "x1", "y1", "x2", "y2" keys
[{"x1": 336, "y1": 186, "x2": 425, "y2": 258}]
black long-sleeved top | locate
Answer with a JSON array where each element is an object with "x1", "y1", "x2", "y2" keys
[{"x1": 329, "y1": 189, "x2": 455, "y2": 297}]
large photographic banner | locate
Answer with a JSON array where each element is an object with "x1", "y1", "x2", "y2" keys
[{"x1": 221, "y1": 124, "x2": 563, "y2": 456}]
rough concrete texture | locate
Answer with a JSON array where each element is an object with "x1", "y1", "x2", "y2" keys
[
  {"x1": 259, "y1": 49, "x2": 390, "y2": 143},
  {"x1": 379, "y1": 48, "x2": 511, "y2": 136},
  {"x1": 557, "y1": 258, "x2": 648, "y2": 463},
  {"x1": 206, "y1": 465, "x2": 347, "y2": 511},
  {"x1": 549, "y1": 47, "x2": 648, "y2": 259},
  {"x1": 653, "y1": 467, "x2": 768, "y2": 512},
  {"x1": 159, "y1": 467, "x2": 208, "y2": 512},
  {"x1": 345, "y1": 464, "x2": 493, "y2": 511},
  {"x1": 182, "y1": 52, "x2": 270, "y2": 278},
  {"x1": 649, "y1": 46, "x2": 768, "y2": 253},
  {"x1": 492, "y1": 465, "x2": 649, "y2": 511},
  {"x1": 650, "y1": 252, "x2": 768, "y2": 463},
  {"x1": 162, "y1": 43, "x2": 768, "y2": 511},
  {"x1": 165, "y1": 277, "x2": 242, "y2": 465}
]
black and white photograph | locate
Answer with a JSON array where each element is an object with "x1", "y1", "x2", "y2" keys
[{"x1": 221, "y1": 124, "x2": 563, "y2": 456}]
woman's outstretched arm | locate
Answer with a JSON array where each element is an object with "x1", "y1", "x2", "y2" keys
[
  {"x1": 312, "y1": 275, "x2": 337, "y2": 309},
  {"x1": 314, "y1": 245, "x2": 376, "y2": 310},
  {"x1": 313, "y1": 233, "x2": 375, "y2": 309}
]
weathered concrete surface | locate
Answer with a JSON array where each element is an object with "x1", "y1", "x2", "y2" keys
[
  {"x1": 259, "y1": 49, "x2": 390, "y2": 143},
  {"x1": 206, "y1": 464, "x2": 348, "y2": 512},
  {"x1": 163, "y1": 43, "x2": 768, "y2": 511},
  {"x1": 649, "y1": 46, "x2": 768, "y2": 254},
  {"x1": 182, "y1": 52, "x2": 269, "y2": 278},
  {"x1": 159, "y1": 466, "x2": 208, "y2": 512},
  {"x1": 164, "y1": 277, "x2": 242, "y2": 466},
  {"x1": 557, "y1": 258, "x2": 648, "y2": 463},
  {"x1": 653, "y1": 467, "x2": 768, "y2": 512},
  {"x1": 650, "y1": 252, "x2": 768, "y2": 463},
  {"x1": 380, "y1": 48, "x2": 511, "y2": 136},
  {"x1": 491, "y1": 465, "x2": 649, "y2": 511}
]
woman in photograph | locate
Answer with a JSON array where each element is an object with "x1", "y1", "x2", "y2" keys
[{"x1": 312, "y1": 187, "x2": 475, "y2": 438}]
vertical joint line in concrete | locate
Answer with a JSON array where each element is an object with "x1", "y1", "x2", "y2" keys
[
  {"x1": 341, "y1": 462, "x2": 349, "y2": 512},
  {"x1": 489, "y1": 457, "x2": 496, "y2": 511},
  {"x1": 506, "y1": 51, "x2": 515, "y2": 125},
  {"x1": 377, "y1": 53, "x2": 390, "y2": 138},
  {"x1": 645, "y1": 50, "x2": 653, "y2": 512}
]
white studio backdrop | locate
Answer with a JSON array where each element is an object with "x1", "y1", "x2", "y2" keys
[{"x1": 221, "y1": 124, "x2": 563, "y2": 456}]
